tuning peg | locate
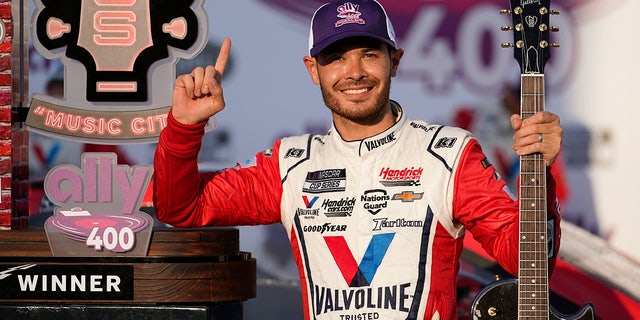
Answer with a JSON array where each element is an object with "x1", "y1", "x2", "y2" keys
[
  {"x1": 539, "y1": 41, "x2": 560, "y2": 48},
  {"x1": 551, "y1": 9, "x2": 560, "y2": 15},
  {"x1": 501, "y1": 25, "x2": 513, "y2": 31},
  {"x1": 539, "y1": 24, "x2": 560, "y2": 32},
  {"x1": 499, "y1": 9, "x2": 511, "y2": 15},
  {"x1": 501, "y1": 42, "x2": 514, "y2": 48}
]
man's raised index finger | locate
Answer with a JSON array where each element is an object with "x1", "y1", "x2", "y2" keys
[{"x1": 215, "y1": 38, "x2": 232, "y2": 76}]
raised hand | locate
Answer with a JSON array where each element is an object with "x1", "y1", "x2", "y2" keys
[{"x1": 171, "y1": 38, "x2": 232, "y2": 125}]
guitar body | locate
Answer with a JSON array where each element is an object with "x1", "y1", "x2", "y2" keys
[{"x1": 471, "y1": 279, "x2": 596, "y2": 320}]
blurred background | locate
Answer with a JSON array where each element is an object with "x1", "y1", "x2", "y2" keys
[{"x1": 25, "y1": 0, "x2": 640, "y2": 319}]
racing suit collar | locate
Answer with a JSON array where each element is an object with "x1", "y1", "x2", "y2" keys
[{"x1": 329, "y1": 100, "x2": 406, "y2": 157}]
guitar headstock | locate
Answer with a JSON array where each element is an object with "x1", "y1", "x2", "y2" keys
[{"x1": 501, "y1": 0, "x2": 559, "y2": 75}]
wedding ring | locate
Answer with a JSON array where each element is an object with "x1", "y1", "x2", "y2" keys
[{"x1": 538, "y1": 133, "x2": 543, "y2": 142}]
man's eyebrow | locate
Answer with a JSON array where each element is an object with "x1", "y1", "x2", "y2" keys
[{"x1": 320, "y1": 45, "x2": 346, "y2": 55}]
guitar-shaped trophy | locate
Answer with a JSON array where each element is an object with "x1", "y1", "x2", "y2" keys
[{"x1": 470, "y1": 1, "x2": 596, "y2": 319}]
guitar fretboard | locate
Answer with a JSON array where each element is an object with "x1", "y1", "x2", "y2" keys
[{"x1": 518, "y1": 74, "x2": 550, "y2": 318}]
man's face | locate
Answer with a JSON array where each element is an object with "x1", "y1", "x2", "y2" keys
[{"x1": 305, "y1": 37, "x2": 402, "y2": 126}]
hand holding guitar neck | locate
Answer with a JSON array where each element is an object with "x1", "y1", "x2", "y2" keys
[{"x1": 471, "y1": 1, "x2": 595, "y2": 319}]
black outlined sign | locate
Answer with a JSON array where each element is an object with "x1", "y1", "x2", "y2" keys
[
  {"x1": 27, "y1": 0, "x2": 209, "y2": 143},
  {"x1": 34, "y1": 0, "x2": 201, "y2": 102},
  {"x1": 0, "y1": 264, "x2": 134, "y2": 300}
]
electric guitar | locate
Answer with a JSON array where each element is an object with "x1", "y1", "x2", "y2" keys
[{"x1": 470, "y1": 1, "x2": 595, "y2": 319}]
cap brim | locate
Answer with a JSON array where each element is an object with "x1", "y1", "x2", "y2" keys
[{"x1": 310, "y1": 31, "x2": 397, "y2": 56}]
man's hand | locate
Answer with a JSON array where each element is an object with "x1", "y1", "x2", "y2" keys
[
  {"x1": 511, "y1": 111, "x2": 563, "y2": 166},
  {"x1": 171, "y1": 38, "x2": 232, "y2": 125}
]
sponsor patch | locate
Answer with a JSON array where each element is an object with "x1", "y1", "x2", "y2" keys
[
  {"x1": 324, "y1": 233, "x2": 395, "y2": 287},
  {"x1": 480, "y1": 157, "x2": 492, "y2": 169},
  {"x1": 302, "y1": 222, "x2": 347, "y2": 234},
  {"x1": 284, "y1": 148, "x2": 304, "y2": 158},
  {"x1": 391, "y1": 191, "x2": 424, "y2": 202},
  {"x1": 435, "y1": 137, "x2": 457, "y2": 148},
  {"x1": 364, "y1": 132, "x2": 396, "y2": 152},
  {"x1": 302, "y1": 169, "x2": 347, "y2": 194},
  {"x1": 321, "y1": 197, "x2": 356, "y2": 217},
  {"x1": 379, "y1": 166, "x2": 423, "y2": 187},
  {"x1": 361, "y1": 189, "x2": 390, "y2": 215},
  {"x1": 373, "y1": 218, "x2": 424, "y2": 231},
  {"x1": 296, "y1": 196, "x2": 320, "y2": 219}
]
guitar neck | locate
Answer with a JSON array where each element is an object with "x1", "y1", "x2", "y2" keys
[{"x1": 518, "y1": 73, "x2": 550, "y2": 318}]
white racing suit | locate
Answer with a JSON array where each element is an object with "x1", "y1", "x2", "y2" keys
[{"x1": 154, "y1": 101, "x2": 561, "y2": 320}]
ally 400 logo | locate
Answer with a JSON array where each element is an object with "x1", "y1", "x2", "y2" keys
[{"x1": 43, "y1": 153, "x2": 154, "y2": 256}]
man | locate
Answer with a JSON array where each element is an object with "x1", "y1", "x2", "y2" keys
[{"x1": 154, "y1": 0, "x2": 563, "y2": 319}]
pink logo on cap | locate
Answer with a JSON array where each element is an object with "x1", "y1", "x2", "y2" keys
[{"x1": 335, "y1": 2, "x2": 365, "y2": 27}]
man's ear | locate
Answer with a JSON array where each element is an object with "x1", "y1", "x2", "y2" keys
[
  {"x1": 303, "y1": 56, "x2": 320, "y2": 85},
  {"x1": 390, "y1": 48, "x2": 404, "y2": 77}
]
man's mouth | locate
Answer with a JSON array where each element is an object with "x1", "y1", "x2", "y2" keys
[{"x1": 342, "y1": 88, "x2": 370, "y2": 95}]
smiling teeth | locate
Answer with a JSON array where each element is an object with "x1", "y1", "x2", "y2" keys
[{"x1": 344, "y1": 88, "x2": 369, "y2": 94}]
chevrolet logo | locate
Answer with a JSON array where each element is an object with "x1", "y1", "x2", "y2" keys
[{"x1": 392, "y1": 191, "x2": 424, "y2": 202}]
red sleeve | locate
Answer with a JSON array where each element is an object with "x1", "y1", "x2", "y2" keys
[
  {"x1": 153, "y1": 112, "x2": 283, "y2": 228},
  {"x1": 453, "y1": 139, "x2": 561, "y2": 276}
]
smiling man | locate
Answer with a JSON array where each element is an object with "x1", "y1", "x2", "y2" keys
[{"x1": 153, "y1": 1, "x2": 565, "y2": 319}]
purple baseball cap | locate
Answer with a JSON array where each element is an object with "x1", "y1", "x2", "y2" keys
[{"x1": 308, "y1": 0, "x2": 398, "y2": 56}]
